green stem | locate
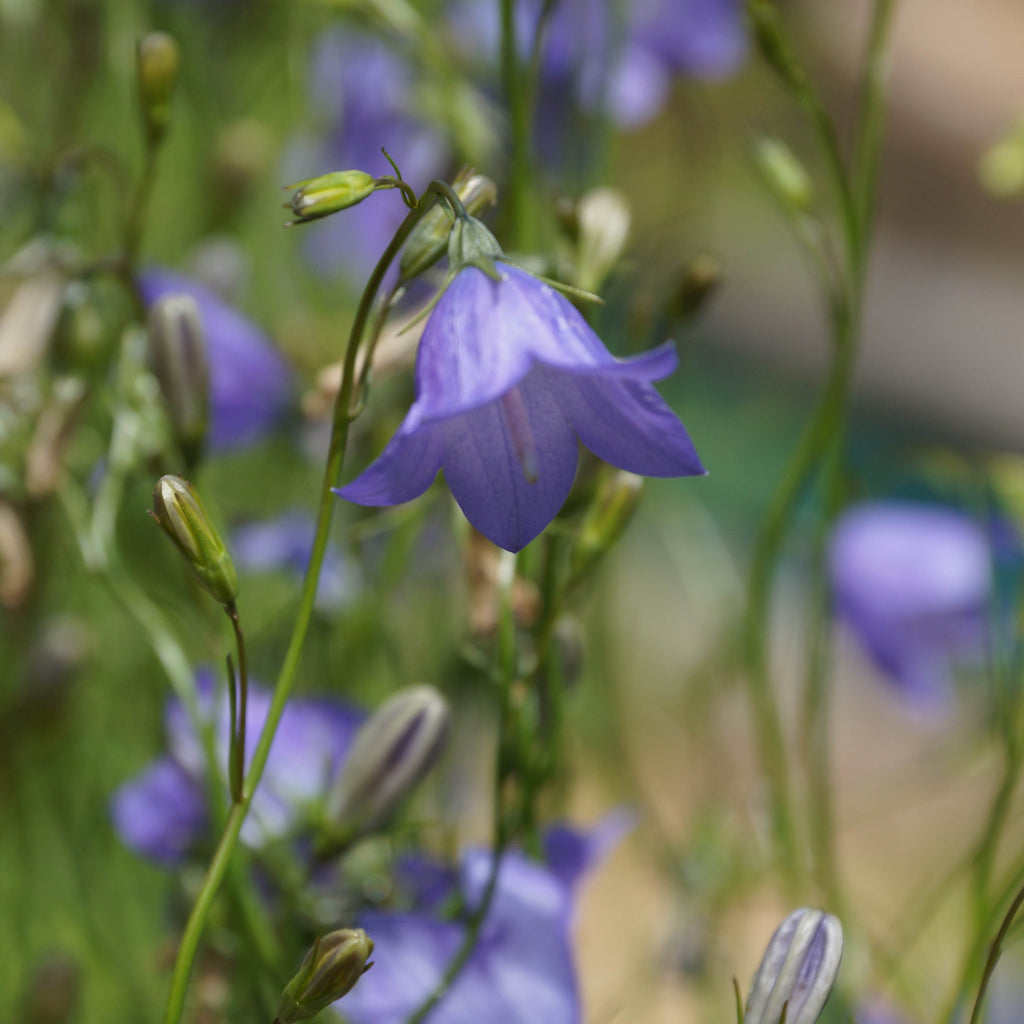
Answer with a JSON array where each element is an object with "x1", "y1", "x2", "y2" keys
[
  {"x1": 403, "y1": 553, "x2": 518, "y2": 1024},
  {"x1": 123, "y1": 137, "x2": 160, "y2": 274},
  {"x1": 500, "y1": 0, "x2": 535, "y2": 249},
  {"x1": 969, "y1": 879, "x2": 1024, "y2": 1024},
  {"x1": 159, "y1": 182, "x2": 453, "y2": 1024},
  {"x1": 226, "y1": 603, "x2": 248, "y2": 804}
]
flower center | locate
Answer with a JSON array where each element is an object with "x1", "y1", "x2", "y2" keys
[{"x1": 499, "y1": 387, "x2": 538, "y2": 484}]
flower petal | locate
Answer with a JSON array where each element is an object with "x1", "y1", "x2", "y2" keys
[
  {"x1": 110, "y1": 757, "x2": 207, "y2": 866},
  {"x1": 410, "y1": 264, "x2": 632, "y2": 427},
  {"x1": 441, "y1": 370, "x2": 579, "y2": 552},
  {"x1": 553, "y1": 367, "x2": 705, "y2": 477},
  {"x1": 335, "y1": 421, "x2": 446, "y2": 506}
]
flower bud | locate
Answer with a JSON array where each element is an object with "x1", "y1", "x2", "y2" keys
[
  {"x1": 669, "y1": 251, "x2": 723, "y2": 322},
  {"x1": 399, "y1": 170, "x2": 498, "y2": 281},
  {"x1": 447, "y1": 216, "x2": 503, "y2": 278},
  {"x1": 574, "y1": 187, "x2": 631, "y2": 293},
  {"x1": 327, "y1": 685, "x2": 450, "y2": 835},
  {"x1": 570, "y1": 470, "x2": 644, "y2": 579},
  {"x1": 752, "y1": 136, "x2": 814, "y2": 213},
  {"x1": 746, "y1": 0, "x2": 807, "y2": 94},
  {"x1": 285, "y1": 170, "x2": 379, "y2": 225},
  {"x1": 136, "y1": 32, "x2": 180, "y2": 142},
  {"x1": 276, "y1": 929, "x2": 374, "y2": 1023},
  {"x1": 147, "y1": 294, "x2": 209, "y2": 468},
  {"x1": 744, "y1": 908, "x2": 844, "y2": 1024},
  {"x1": 150, "y1": 475, "x2": 238, "y2": 607}
]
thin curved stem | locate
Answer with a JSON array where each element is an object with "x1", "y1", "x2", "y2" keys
[
  {"x1": 969, "y1": 880, "x2": 1024, "y2": 1024},
  {"x1": 159, "y1": 182, "x2": 454, "y2": 1024}
]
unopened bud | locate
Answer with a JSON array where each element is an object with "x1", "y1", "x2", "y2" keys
[
  {"x1": 150, "y1": 475, "x2": 238, "y2": 606},
  {"x1": 753, "y1": 137, "x2": 814, "y2": 213},
  {"x1": 744, "y1": 908, "x2": 844, "y2": 1024},
  {"x1": 575, "y1": 187, "x2": 631, "y2": 293},
  {"x1": 670, "y1": 251, "x2": 723, "y2": 322},
  {"x1": 746, "y1": 0, "x2": 807, "y2": 94},
  {"x1": 276, "y1": 929, "x2": 374, "y2": 1023},
  {"x1": 147, "y1": 295, "x2": 209, "y2": 468},
  {"x1": 978, "y1": 126, "x2": 1024, "y2": 199},
  {"x1": 447, "y1": 216, "x2": 503, "y2": 279},
  {"x1": 399, "y1": 170, "x2": 498, "y2": 281},
  {"x1": 571, "y1": 470, "x2": 644, "y2": 579},
  {"x1": 285, "y1": 170, "x2": 379, "y2": 225},
  {"x1": 327, "y1": 685, "x2": 450, "y2": 835},
  {"x1": 136, "y1": 32, "x2": 180, "y2": 142}
]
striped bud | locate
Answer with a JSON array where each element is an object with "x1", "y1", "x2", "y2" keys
[{"x1": 276, "y1": 929, "x2": 374, "y2": 1023}]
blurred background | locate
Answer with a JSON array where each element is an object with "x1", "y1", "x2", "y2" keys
[{"x1": 3, "y1": 0, "x2": 1024, "y2": 1022}]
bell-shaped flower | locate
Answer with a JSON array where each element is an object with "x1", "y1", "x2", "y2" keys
[
  {"x1": 138, "y1": 270, "x2": 292, "y2": 452},
  {"x1": 337, "y1": 812, "x2": 632, "y2": 1024},
  {"x1": 110, "y1": 671, "x2": 363, "y2": 863},
  {"x1": 828, "y1": 501, "x2": 994, "y2": 710},
  {"x1": 336, "y1": 262, "x2": 704, "y2": 552}
]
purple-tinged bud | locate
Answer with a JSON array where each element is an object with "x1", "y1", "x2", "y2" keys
[
  {"x1": 150, "y1": 475, "x2": 238, "y2": 607},
  {"x1": 136, "y1": 32, "x2": 180, "y2": 142},
  {"x1": 327, "y1": 685, "x2": 450, "y2": 835},
  {"x1": 399, "y1": 170, "x2": 498, "y2": 282},
  {"x1": 570, "y1": 470, "x2": 644, "y2": 580},
  {"x1": 146, "y1": 294, "x2": 209, "y2": 468},
  {"x1": 276, "y1": 929, "x2": 374, "y2": 1023},
  {"x1": 752, "y1": 136, "x2": 814, "y2": 213},
  {"x1": 574, "y1": 187, "x2": 631, "y2": 293},
  {"x1": 285, "y1": 170, "x2": 379, "y2": 226},
  {"x1": 744, "y1": 908, "x2": 844, "y2": 1024}
]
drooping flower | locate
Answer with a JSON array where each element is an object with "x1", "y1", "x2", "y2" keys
[
  {"x1": 337, "y1": 813, "x2": 631, "y2": 1024},
  {"x1": 110, "y1": 672, "x2": 363, "y2": 863},
  {"x1": 336, "y1": 262, "x2": 704, "y2": 552},
  {"x1": 232, "y1": 512, "x2": 361, "y2": 612},
  {"x1": 828, "y1": 502, "x2": 993, "y2": 710},
  {"x1": 138, "y1": 270, "x2": 292, "y2": 451},
  {"x1": 296, "y1": 29, "x2": 450, "y2": 282}
]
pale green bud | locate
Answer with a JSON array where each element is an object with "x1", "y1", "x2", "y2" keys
[
  {"x1": 447, "y1": 215, "x2": 503, "y2": 279},
  {"x1": 574, "y1": 187, "x2": 631, "y2": 293},
  {"x1": 744, "y1": 908, "x2": 843, "y2": 1024},
  {"x1": 276, "y1": 929, "x2": 374, "y2": 1023},
  {"x1": 978, "y1": 129, "x2": 1024, "y2": 198},
  {"x1": 146, "y1": 294, "x2": 209, "y2": 469},
  {"x1": 327, "y1": 685, "x2": 450, "y2": 835},
  {"x1": 285, "y1": 170, "x2": 379, "y2": 225},
  {"x1": 752, "y1": 137, "x2": 814, "y2": 213},
  {"x1": 136, "y1": 32, "x2": 180, "y2": 142},
  {"x1": 150, "y1": 475, "x2": 238, "y2": 607},
  {"x1": 399, "y1": 170, "x2": 498, "y2": 281}
]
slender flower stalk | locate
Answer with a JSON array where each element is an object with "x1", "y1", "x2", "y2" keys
[{"x1": 159, "y1": 180, "x2": 468, "y2": 1024}]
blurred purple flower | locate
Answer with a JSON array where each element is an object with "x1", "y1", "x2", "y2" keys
[
  {"x1": 450, "y1": 0, "x2": 745, "y2": 133},
  {"x1": 828, "y1": 502, "x2": 993, "y2": 709},
  {"x1": 111, "y1": 671, "x2": 363, "y2": 863},
  {"x1": 339, "y1": 813, "x2": 631, "y2": 1024},
  {"x1": 138, "y1": 270, "x2": 292, "y2": 451},
  {"x1": 297, "y1": 29, "x2": 450, "y2": 281},
  {"x1": 336, "y1": 263, "x2": 704, "y2": 552},
  {"x1": 232, "y1": 512, "x2": 361, "y2": 612}
]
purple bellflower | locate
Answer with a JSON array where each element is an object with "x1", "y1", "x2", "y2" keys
[
  {"x1": 335, "y1": 261, "x2": 704, "y2": 552},
  {"x1": 111, "y1": 671, "x2": 363, "y2": 864},
  {"x1": 138, "y1": 270, "x2": 292, "y2": 451},
  {"x1": 338, "y1": 813, "x2": 631, "y2": 1024},
  {"x1": 828, "y1": 502, "x2": 993, "y2": 710},
  {"x1": 450, "y1": 0, "x2": 745, "y2": 133},
  {"x1": 297, "y1": 29, "x2": 450, "y2": 282},
  {"x1": 232, "y1": 512, "x2": 361, "y2": 612}
]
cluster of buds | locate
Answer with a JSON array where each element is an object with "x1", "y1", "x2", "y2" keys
[{"x1": 742, "y1": 908, "x2": 844, "y2": 1024}]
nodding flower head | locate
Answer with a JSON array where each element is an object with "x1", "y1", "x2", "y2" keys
[{"x1": 336, "y1": 257, "x2": 704, "y2": 552}]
